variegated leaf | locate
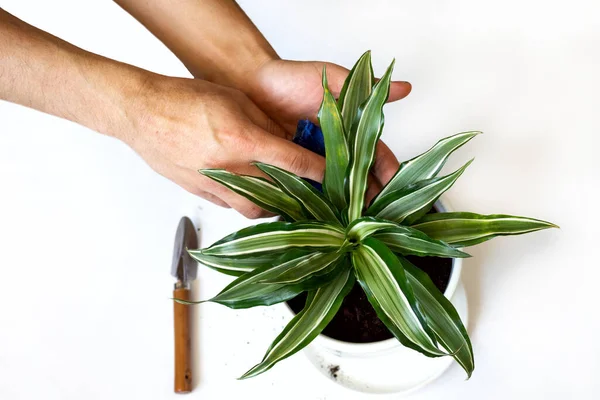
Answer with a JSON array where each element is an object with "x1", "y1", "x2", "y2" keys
[
  {"x1": 240, "y1": 268, "x2": 355, "y2": 379},
  {"x1": 401, "y1": 257, "x2": 474, "y2": 377},
  {"x1": 258, "y1": 251, "x2": 345, "y2": 285},
  {"x1": 200, "y1": 169, "x2": 305, "y2": 221},
  {"x1": 346, "y1": 60, "x2": 395, "y2": 222},
  {"x1": 345, "y1": 216, "x2": 398, "y2": 242},
  {"x1": 319, "y1": 67, "x2": 350, "y2": 211},
  {"x1": 203, "y1": 268, "x2": 301, "y2": 309},
  {"x1": 187, "y1": 251, "x2": 278, "y2": 277},
  {"x1": 202, "y1": 221, "x2": 345, "y2": 257},
  {"x1": 373, "y1": 131, "x2": 481, "y2": 204},
  {"x1": 353, "y1": 238, "x2": 445, "y2": 355},
  {"x1": 368, "y1": 160, "x2": 473, "y2": 224},
  {"x1": 337, "y1": 50, "x2": 374, "y2": 135},
  {"x1": 197, "y1": 250, "x2": 333, "y2": 309},
  {"x1": 255, "y1": 163, "x2": 341, "y2": 225},
  {"x1": 374, "y1": 227, "x2": 470, "y2": 258},
  {"x1": 411, "y1": 212, "x2": 558, "y2": 247}
]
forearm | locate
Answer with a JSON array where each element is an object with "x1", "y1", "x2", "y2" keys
[
  {"x1": 0, "y1": 9, "x2": 145, "y2": 140},
  {"x1": 114, "y1": 0, "x2": 277, "y2": 92}
]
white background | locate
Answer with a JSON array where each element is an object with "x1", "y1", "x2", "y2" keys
[{"x1": 1, "y1": 0, "x2": 598, "y2": 399}]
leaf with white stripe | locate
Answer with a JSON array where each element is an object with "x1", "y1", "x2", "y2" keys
[
  {"x1": 319, "y1": 67, "x2": 350, "y2": 210},
  {"x1": 258, "y1": 251, "x2": 345, "y2": 285},
  {"x1": 176, "y1": 249, "x2": 310, "y2": 309},
  {"x1": 200, "y1": 169, "x2": 304, "y2": 221},
  {"x1": 198, "y1": 250, "x2": 335, "y2": 309},
  {"x1": 346, "y1": 60, "x2": 395, "y2": 222},
  {"x1": 373, "y1": 131, "x2": 480, "y2": 204},
  {"x1": 337, "y1": 50, "x2": 374, "y2": 135},
  {"x1": 255, "y1": 163, "x2": 341, "y2": 225},
  {"x1": 187, "y1": 251, "x2": 279, "y2": 277},
  {"x1": 401, "y1": 257, "x2": 474, "y2": 377},
  {"x1": 373, "y1": 225, "x2": 470, "y2": 258},
  {"x1": 411, "y1": 212, "x2": 558, "y2": 247},
  {"x1": 240, "y1": 268, "x2": 355, "y2": 379},
  {"x1": 345, "y1": 217, "x2": 399, "y2": 242},
  {"x1": 353, "y1": 238, "x2": 445, "y2": 356},
  {"x1": 204, "y1": 269, "x2": 301, "y2": 309},
  {"x1": 368, "y1": 160, "x2": 472, "y2": 224},
  {"x1": 202, "y1": 221, "x2": 345, "y2": 257}
]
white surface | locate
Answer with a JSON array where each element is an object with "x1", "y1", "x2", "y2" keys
[{"x1": 0, "y1": 1, "x2": 598, "y2": 399}]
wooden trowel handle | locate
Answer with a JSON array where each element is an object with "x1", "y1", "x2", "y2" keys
[{"x1": 173, "y1": 288, "x2": 192, "y2": 393}]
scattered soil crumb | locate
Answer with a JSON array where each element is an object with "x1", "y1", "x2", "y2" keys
[{"x1": 329, "y1": 365, "x2": 340, "y2": 379}]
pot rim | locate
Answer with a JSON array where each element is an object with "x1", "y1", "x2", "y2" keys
[{"x1": 284, "y1": 198, "x2": 462, "y2": 355}]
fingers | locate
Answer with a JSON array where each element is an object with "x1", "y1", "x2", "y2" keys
[
  {"x1": 372, "y1": 140, "x2": 400, "y2": 186},
  {"x1": 179, "y1": 168, "x2": 275, "y2": 219},
  {"x1": 388, "y1": 81, "x2": 412, "y2": 103},
  {"x1": 185, "y1": 186, "x2": 230, "y2": 208},
  {"x1": 253, "y1": 130, "x2": 326, "y2": 182}
]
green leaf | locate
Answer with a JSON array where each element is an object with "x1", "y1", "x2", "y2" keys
[
  {"x1": 205, "y1": 267, "x2": 302, "y2": 309},
  {"x1": 240, "y1": 268, "x2": 355, "y2": 379},
  {"x1": 255, "y1": 163, "x2": 341, "y2": 225},
  {"x1": 200, "y1": 169, "x2": 304, "y2": 221},
  {"x1": 257, "y1": 250, "x2": 345, "y2": 285},
  {"x1": 187, "y1": 251, "x2": 278, "y2": 277},
  {"x1": 401, "y1": 257, "x2": 474, "y2": 378},
  {"x1": 353, "y1": 238, "x2": 445, "y2": 356},
  {"x1": 346, "y1": 60, "x2": 395, "y2": 222},
  {"x1": 411, "y1": 212, "x2": 558, "y2": 247},
  {"x1": 201, "y1": 250, "x2": 334, "y2": 309},
  {"x1": 346, "y1": 216, "x2": 399, "y2": 242},
  {"x1": 202, "y1": 221, "x2": 345, "y2": 257},
  {"x1": 374, "y1": 226, "x2": 470, "y2": 258},
  {"x1": 373, "y1": 131, "x2": 481, "y2": 205},
  {"x1": 319, "y1": 67, "x2": 350, "y2": 211},
  {"x1": 337, "y1": 50, "x2": 374, "y2": 135},
  {"x1": 368, "y1": 159, "x2": 473, "y2": 224}
]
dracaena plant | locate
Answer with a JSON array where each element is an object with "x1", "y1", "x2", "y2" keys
[{"x1": 182, "y1": 51, "x2": 556, "y2": 379}]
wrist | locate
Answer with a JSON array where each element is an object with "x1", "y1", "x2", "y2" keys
[
  {"x1": 72, "y1": 54, "x2": 156, "y2": 145},
  {"x1": 190, "y1": 43, "x2": 278, "y2": 96}
]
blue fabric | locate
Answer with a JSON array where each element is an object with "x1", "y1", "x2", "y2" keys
[
  {"x1": 293, "y1": 119, "x2": 325, "y2": 157},
  {"x1": 292, "y1": 120, "x2": 325, "y2": 191}
]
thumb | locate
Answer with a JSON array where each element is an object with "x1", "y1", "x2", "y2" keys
[
  {"x1": 322, "y1": 62, "x2": 412, "y2": 102},
  {"x1": 252, "y1": 130, "x2": 325, "y2": 182},
  {"x1": 388, "y1": 81, "x2": 412, "y2": 102}
]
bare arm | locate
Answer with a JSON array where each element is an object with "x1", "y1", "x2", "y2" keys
[
  {"x1": 0, "y1": 8, "x2": 143, "y2": 139},
  {"x1": 114, "y1": 0, "x2": 276, "y2": 92},
  {"x1": 0, "y1": 8, "x2": 325, "y2": 217}
]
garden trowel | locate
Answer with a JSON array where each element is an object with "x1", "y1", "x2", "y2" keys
[{"x1": 171, "y1": 216, "x2": 198, "y2": 393}]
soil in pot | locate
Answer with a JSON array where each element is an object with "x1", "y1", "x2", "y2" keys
[{"x1": 286, "y1": 210, "x2": 453, "y2": 344}]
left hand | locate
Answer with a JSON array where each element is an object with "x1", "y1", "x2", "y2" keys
[{"x1": 245, "y1": 59, "x2": 412, "y2": 196}]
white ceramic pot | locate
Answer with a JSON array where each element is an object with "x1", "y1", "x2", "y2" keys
[{"x1": 287, "y1": 199, "x2": 469, "y2": 395}]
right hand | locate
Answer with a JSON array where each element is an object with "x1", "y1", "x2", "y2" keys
[{"x1": 120, "y1": 74, "x2": 325, "y2": 219}]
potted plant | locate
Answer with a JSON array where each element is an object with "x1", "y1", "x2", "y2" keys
[{"x1": 181, "y1": 51, "x2": 556, "y2": 381}]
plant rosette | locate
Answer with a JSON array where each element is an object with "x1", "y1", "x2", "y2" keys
[
  {"x1": 179, "y1": 51, "x2": 557, "y2": 388},
  {"x1": 289, "y1": 200, "x2": 467, "y2": 395}
]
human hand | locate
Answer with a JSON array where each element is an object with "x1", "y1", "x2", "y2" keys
[
  {"x1": 245, "y1": 59, "x2": 412, "y2": 197},
  {"x1": 120, "y1": 74, "x2": 325, "y2": 218}
]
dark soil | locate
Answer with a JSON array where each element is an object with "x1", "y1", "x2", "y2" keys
[{"x1": 286, "y1": 208, "x2": 453, "y2": 344}]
